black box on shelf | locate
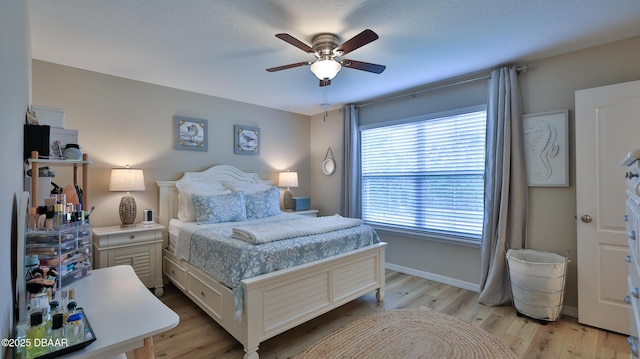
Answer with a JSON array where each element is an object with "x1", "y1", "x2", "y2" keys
[{"x1": 24, "y1": 124, "x2": 50, "y2": 160}]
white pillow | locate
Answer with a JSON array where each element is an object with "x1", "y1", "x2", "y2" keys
[
  {"x1": 222, "y1": 180, "x2": 271, "y2": 194},
  {"x1": 176, "y1": 181, "x2": 230, "y2": 222}
]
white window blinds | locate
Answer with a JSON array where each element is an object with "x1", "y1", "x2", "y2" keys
[{"x1": 361, "y1": 108, "x2": 487, "y2": 241}]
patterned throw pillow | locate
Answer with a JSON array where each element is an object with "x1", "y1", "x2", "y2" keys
[
  {"x1": 191, "y1": 192, "x2": 247, "y2": 224},
  {"x1": 245, "y1": 186, "x2": 281, "y2": 219}
]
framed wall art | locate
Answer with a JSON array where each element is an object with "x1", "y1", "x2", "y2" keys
[
  {"x1": 174, "y1": 116, "x2": 207, "y2": 152},
  {"x1": 523, "y1": 109, "x2": 569, "y2": 187},
  {"x1": 234, "y1": 125, "x2": 260, "y2": 155}
]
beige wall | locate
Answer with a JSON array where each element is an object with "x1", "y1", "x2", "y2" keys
[
  {"x1": 32, "y1": 61, "x2": 311, "y2": 228},
  {"x1": 310, "y1": 110, "x2": 343, "y2": 216},
  {"x1": 519, "y1": 35, "x2": 640, "y2": 312},
  {"x1": 1, "y1": 1, "x2": 30, "y2": 354},
  {"x1": 309, "y1": 35, "x2": 640, "y2": 313}
]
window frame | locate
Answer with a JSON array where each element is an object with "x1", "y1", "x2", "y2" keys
[{"x1": 359, "y1": 104, "x2": 487, "y2": 246}]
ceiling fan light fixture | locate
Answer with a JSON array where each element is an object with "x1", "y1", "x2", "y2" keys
[{"x1": 310, "y1": 59, "x2": 341, "y2": 80}]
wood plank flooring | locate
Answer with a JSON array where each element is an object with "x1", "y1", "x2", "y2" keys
[{"x1": 133, "y1": 270, "x2": 630, "y2": 358}]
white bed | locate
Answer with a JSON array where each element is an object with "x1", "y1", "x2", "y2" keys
[{"x1": 156, "y1": 165, "x2": 386, "y2": 359}]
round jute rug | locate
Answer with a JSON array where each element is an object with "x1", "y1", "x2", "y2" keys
[{"x1": 299, "y1": 308, "x2": 516, "y2": 359}]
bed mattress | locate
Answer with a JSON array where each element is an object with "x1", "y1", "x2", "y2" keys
[{"x1": 168, "y1": 213, "x2": 381, "y2": 317}]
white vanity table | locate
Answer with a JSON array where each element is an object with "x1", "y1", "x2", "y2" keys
[{"x1": 58, "y1": 265, "x2": 179, "y2": 358}]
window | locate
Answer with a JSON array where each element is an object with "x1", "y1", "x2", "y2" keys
[{"x1": 360, "y1": 106, "x2": 486, "y2": 242}]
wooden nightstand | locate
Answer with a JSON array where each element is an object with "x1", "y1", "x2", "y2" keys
[
  {"x1": 93, "y1": 223, "x2": 165, "y2": 296},
  {"x1": 283, "y1": 209, "x2": 319, "y2": 217}
]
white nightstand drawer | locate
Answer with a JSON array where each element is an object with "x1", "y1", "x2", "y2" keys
[{"x1": 102, "y1": 231, "x2": 160, "y2": 247}]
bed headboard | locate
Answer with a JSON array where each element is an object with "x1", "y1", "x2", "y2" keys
[{"x1": 156, "y1": 165, "x2": 273, "y2": 228}]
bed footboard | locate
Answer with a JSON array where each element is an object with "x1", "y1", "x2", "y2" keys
[{"x1": 163, "y1": 242, "x2": 386, "y2": 359}]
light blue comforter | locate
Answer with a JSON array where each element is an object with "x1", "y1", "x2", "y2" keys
[{"x1": 186, "y1": 216, "x2": 380, "y2": 318}]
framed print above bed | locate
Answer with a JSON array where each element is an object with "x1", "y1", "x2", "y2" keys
[
  {"x1": 174, "y1": 116, "x2": 208, "y2": 152},
  {"x1": 234, "y1": 124, "x2": 260, "y2": 155}
]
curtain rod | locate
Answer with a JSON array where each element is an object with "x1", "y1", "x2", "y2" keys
[{"x1": 358, "y1": 65, "x2": 528, "y2": 109}]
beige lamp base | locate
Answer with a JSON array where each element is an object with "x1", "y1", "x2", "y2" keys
[
  {"x1": 119, "y1": 195, "x2": 137, "y2": 228},
  {"x1": 283, "y1": 189, "x2": 294, "y2": 209}
]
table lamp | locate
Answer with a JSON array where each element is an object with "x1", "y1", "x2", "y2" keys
[
  {"x1": 109, "y1": 166, "x2": 145, "y2": 227},
  {"x1": 278, "y1": 171, "x2": 298, "y2": 210}
]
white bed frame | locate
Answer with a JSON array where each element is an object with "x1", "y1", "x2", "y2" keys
[{"x1": 156, "y1": 165, "x2": 386, "y2": 359}]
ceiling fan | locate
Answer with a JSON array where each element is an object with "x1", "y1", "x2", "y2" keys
[{"x1": 266, "y1": 29, "x2": 386, "y2": 86}]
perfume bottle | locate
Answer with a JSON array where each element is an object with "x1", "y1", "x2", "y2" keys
[
  {"x1": 67, "y1": 288, "x2": 77, "y2": 313},
  {"x1": 50, "y1": 300, "x2": 60, "y2": 315},
  {"x1": 50, "y1": 313, "x2": 65, "y2": 342},
  {"x1": 42, "y1": 305, "x2": 52, "y2": 334},
  {"x1": 60, "y1": 290, "x2": 68, "y2": 313},
  {"x1": 65, "y1": 311, "x2": 85, "y2": 345},
  {"x1": 26, "y1": 311, "x2": 46, "y2": 357}
]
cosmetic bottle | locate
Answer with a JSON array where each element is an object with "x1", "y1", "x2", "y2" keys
[
  {"x1": 67, "y1": 288, "x2": 77, "y2": 313},
  {"x1": 66, "y1": 311, "x2": 85, "y2": 345},
  {"x1": 37, "y1": 206, "x2": 47, "y2": 230},
  {"x1": 60, "y1": 290, "x2": 68, "y2": 313},
  {"x1": 13, "y1": 323, "x2": 28, "y2": 359},
  {"x1": 54, "y1": 204, "x2": 65, "y2": 228},
  {"x1": 50, "y1": 300, "x2": 60, "y2": 315},
  {"x1": 44, "y1": 197, "x2": 56, "y2": 213},
  {"x1": 42, "y1": 304, "x2": 52, "y2": 334},
  {"x1": 56, "y1": 194, "x2": 66, "y2": 206},
  {"x1": 29, "y1": 294, "x2": 42, "y2": 315},
  {"x1": 27, "y1": 207, "x2": 38, "y2": 231},
  {"x1": 26, "y1": 311, "x2": 46, "y2": 357},
  {"x1": 66, "y1": 203, "x2": 74, "y2": 223},
  {"x1": 50, "y1": 313, "x2": 65, "y2": 342},
  {"x1": 46, "y1": 211, "x2": 55, "y2": 230}
]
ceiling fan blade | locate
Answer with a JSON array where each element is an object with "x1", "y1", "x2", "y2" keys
[
  {"x1": 266, "y1": 61, "x2": 312, "y2": 72},
  {"x1": 335, "y1": 29, "x2": 379, "y2": 55},
  {"x1": 341, "y1": 59, "x2": 386, "y2": 74},
  {"x1": 275, "y1": 33, "x2": 315, "y2": 54},
  {"x1": 319, "y1": 79, "x2": 331, "y2": 87}
]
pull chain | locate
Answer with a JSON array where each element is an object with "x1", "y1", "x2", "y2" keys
[{"x1": 323, "y1": 87, "x2": 329, "y2": 121}]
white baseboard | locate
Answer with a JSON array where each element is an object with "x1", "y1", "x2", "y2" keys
[
  {"x1": 385, "y1": 262, "x2": 578, "y2": 318},
  {"x1": 385, "y1": 262, "x2": 481, "y2": 292},
  {"x1": 561, "y1": 305, "x2": 578, "y2": 318}
]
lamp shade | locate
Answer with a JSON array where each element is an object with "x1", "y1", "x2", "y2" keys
[
  {"x1": 109, "y1": 168, "x2": 145, "y2": 192},
  {"x1": 278, "y1": 171, "x2": 299, "y2": 188},
  {"x1": 310, "y1": 59, "x2": 342, "y2": 80}
]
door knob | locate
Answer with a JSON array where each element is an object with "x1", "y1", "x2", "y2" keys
[{"x1": 581, "y1": 215, "x2": 593, "y2": 223}]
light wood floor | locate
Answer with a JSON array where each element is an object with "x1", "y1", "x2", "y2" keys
[{"x1": 135, "y1": 270, "x2": 629, "y2": 358}]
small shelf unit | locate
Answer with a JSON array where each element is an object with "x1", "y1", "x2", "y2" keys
[{"x1": 26, "y1": 150, "x2": 91, "y2": 208}]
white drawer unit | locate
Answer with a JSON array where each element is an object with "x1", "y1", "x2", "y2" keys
[
  {"x1": 93, "y1": 223, "x2": 165, "y2": 296},
  {"x1": 623, "y1": 151, "x2": 640, "y2": 357}
]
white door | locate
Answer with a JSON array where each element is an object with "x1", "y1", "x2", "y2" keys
[{"x1": 575, "y1": 79, "x2": 640, "y2": 334}]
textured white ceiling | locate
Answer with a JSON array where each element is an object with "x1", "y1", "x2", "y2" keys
[{"x1": 28, "y1": 0, "x2": 640, "y2": 116}]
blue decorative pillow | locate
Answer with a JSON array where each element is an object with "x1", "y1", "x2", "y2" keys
[
  {"x1": 245, "y1": 186, "x2": 281, "y2": 219},
  {"x1": 191, "y1": 192, "x2": 247, "y2": 224}
]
